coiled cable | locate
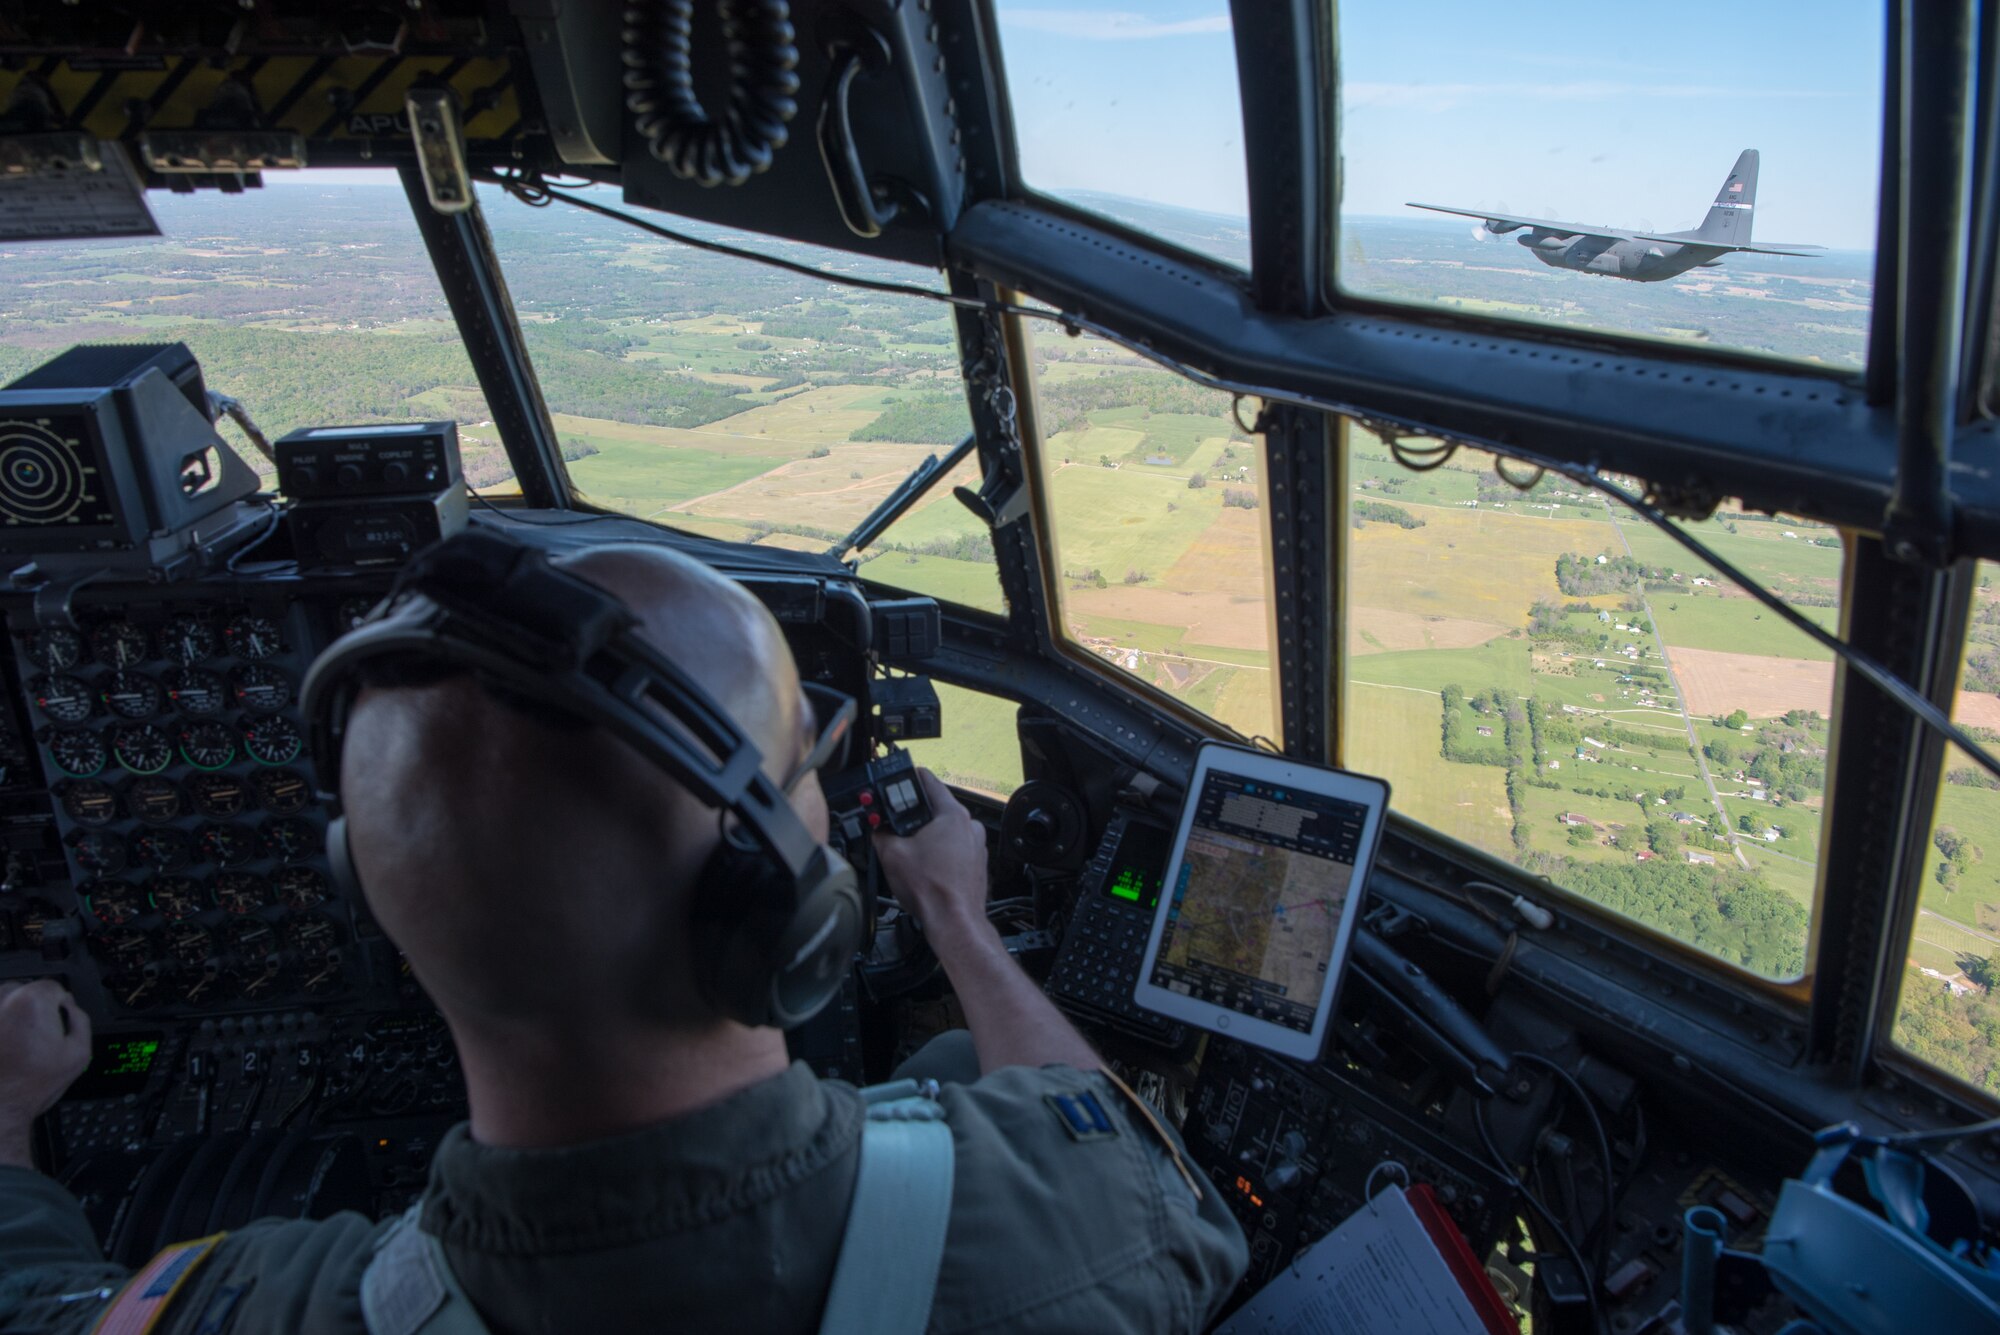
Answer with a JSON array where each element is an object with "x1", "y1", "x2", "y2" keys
[{"x1": 621, "y1": 0, "x2": 800, "y2": 187}]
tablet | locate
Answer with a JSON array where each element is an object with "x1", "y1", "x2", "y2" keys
[{"x1": 1133, "y1": 744, "x2": 1389, "y2": 1062}]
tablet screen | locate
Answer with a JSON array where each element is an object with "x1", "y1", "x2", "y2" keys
[{"x1": 1149, "y1": 769, "x2": 1371, "y2": 1034}]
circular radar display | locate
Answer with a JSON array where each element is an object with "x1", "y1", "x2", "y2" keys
[
  {"x1": 178, "y1": 720, "x2": 236, "y2": 771},
  {"x1": 213, "y1": 872, "x2": 269, "y2": 915},
  {"x1": 149, "y1": 877, "x2": 204, "y2": 921},
  {"x1": 274, "y1": 866, "x2": 329, "y2": 910},
  {"x1": 242, "y1": 716, "x2": 302, "y2": 767},
  {"x1": 112, "y1": 724, "x2": 173, "y2": 775},
  {"x1": 48, "y1": 729, "x2": 106, "y2": 778},
  {"x1": 131, "y1": 825, "x2": 193, "y2": 872},
  {"x1": 223, "y1": 613, "x2": 283, "y2": 660},
  {"x1": 33, "y1": 675, "x2": 93, "y2": 725},
  {"x1": 229, "y1": 664, "x2": 291, "y2": 714},
  {"x1": 260, "y1": 817, "x2": 317, "y2": 863},
  {"x1": 188, "y1": 772, "x2": 250, "y2": 819},
  {"x1": 127, "y1": 776, "x2": 185, "y2": 824},
  {"x1": 68, "y1": 830, "x2": 126, "y2": 876},
  {"x1": 159, "y1": 614, "x2": 217, "y2": 667},
  {"x1": 163, "y1": 668, "x2": 227, "y2": 717},
  {"x1": 81, "y1": 879, "x2": 143, "y2": 926},
  {"x1": 100, "y1": 670, "x2": 162, "y2": 720},
  {"x1": 24, "y1": 627, "x2": 84, "y2": 671},
  {"x1": 0, "y1": 419, "x2": 111, "y2": 528},
  {"x1": 198, "y1": 823, "x2": 255, "y2": 868},
  {"x1": 59, "y1": 779, "x2": 119, "y2": 826},
  {"x1": 90, "y1": 622, "x2": 149, "y2": 669},
  {"x1": 252, "y1": 768, "x2": 311, "y2": 814}
]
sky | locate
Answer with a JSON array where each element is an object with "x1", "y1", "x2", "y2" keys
[{"x1": 995, "y1": 0, "x2": 1886, "y2": 251}]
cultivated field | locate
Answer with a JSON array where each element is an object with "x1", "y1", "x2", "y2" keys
[{"x1": 1668, "y1": 646, "x2": 1835, "y2": 719}]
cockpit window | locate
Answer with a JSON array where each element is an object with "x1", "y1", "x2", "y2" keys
[
  {"x1": 0, "y1": 174, "x2": 512, "y2": 489},
  {"x1": 992, "y1": 1, "x2": 1250, "y2": 270},
  {"x1": 1338, "y1": 422, "x2": 1837, "y2": 980},
  {"x1": 1332, "y1": 3, "x2": 1884, "y2": 371}
]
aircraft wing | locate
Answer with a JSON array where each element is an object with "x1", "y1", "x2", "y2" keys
[
  {"x1": 1405, "y1": 202, "x2": 1639, "y2": 242},
  {"x1": 1631, "y1": 232, "x2": 1829, "y2": 257}
]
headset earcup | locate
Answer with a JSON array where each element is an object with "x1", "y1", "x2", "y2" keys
[
  {"x1": 767, "y1": 848, "x2": 863, "y2": 1029},
  {"x1": 688, "y1": 836, "x2": 864, "y2": 1029},
  {"x1": 325, "y1": 814, "x2": 365, "y2": 904}
]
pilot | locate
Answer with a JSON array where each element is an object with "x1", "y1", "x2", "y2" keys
[{"x1": 0, "y1": 543, "x2": 1247, "y2": 1334}]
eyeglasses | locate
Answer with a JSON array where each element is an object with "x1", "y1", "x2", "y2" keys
[{"x1": 784, "y1": 682, "x2": 857, "y2": 794}]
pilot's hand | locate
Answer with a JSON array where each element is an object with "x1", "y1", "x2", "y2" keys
[
  {"x1": 872, "y1": 769, "x2": 991, "y2": 949},
  {"x1": 0, "y1": 979, "x2": 91, "y2": 1168}
]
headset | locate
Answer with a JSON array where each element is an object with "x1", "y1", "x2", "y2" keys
[{"x1": 299, "y1": 527, "x2": 865, "y2": 1030}]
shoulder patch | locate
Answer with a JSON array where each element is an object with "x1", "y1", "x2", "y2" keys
[
  {"x1": 1045, "y1": 1089, "x2": 1120, "y2": 1142},
  {"x1": 93, "y1": 1233, "x2": 225, "y2": 1335}
]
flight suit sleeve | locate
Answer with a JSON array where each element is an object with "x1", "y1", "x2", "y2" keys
[
  {"x1": 0, "y1": 1164, "x2": 128, "y2": 1331},
  {"x1": 929, "y1": 1064, "x2": 1248, "y2": 1335}
]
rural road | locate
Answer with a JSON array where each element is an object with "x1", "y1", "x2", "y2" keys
[{"x1": 1600, "y1": 500, "x2": 1751, "y2": 869}]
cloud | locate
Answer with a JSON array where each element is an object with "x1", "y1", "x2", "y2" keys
[
  {"x1": 1000, "y1": 10, "x2": 1230, "y2": 40},
  {"x1": 1343, "y1": 81, "x2": 1846, "y2": 113}
]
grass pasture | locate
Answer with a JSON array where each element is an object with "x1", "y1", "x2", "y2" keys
[
  {"x1": 555, "y1": 413, "x2": 801, "y2": 516},
  {"x1": 860, "y1": 552, "x2": 1006, "y2": 616},
  {"x1": 1648, "y1": 591, "x2": 1837, "y2": 659},
  {"x1": 901, "y1": 682, "x2": 1025, "y2": 799},
  {"x1": 696, "y1": 384, "x2": 888, "y2": 444},
  {"x1": 1344, "y1": 684, "x2": 1512, "y2": 852},
  {"x1": 1346, "y1": 507, "x2": 1604, "y2": 628},
  {"x1": 1921, "y1": 760, "x2": 2000, "y2": 931}
]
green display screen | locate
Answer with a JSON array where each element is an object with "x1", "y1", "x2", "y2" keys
[
  {"x1": 1101, "y1": 822, "x2": 1172, "y2": 910},
  {"x1": 1109, "y1": 867, "x2": 1149, "y2": 902},
  {"x1": 68, "y1": 1031, "x2": 162, "y2": 1101}
]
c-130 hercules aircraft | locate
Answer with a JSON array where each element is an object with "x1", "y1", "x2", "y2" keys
[
  {"x1": 1409, "y1": 150, "x2": 1827, "y2": 281},
  {"x1": 0, "y1": 3, "x2": 1995, "y2": 1334}
]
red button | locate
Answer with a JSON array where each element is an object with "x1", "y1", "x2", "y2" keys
[
  {"x1": 857, "y1": 791, "x2": 874, "y2": 806},
  {"x1": 866, "y1": 812, "x2": 882, "y2": 829}
]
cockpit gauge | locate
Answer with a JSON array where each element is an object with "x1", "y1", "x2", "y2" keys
[
  {"x1": 188, "y1": 772, "x2": 251, "y2": 819},
  {"x1": 165, "y1": 921, "x2": 214, "y2": 968},
  {"x1": 130, "y1": 825, "x2": 193, "y2": 873},
  {"x1": 24, "y1": 627, "x2": 84, "y2": 671},
  {"x1": 274, "y1": 866, "x2": 329, "y2": 909},
  {"x1": 242, "y1": 716, "x2": 302, "y2": 767},
  {"x1": 148, "y1": 876, "x2": 204, "y2": 921},
  {"x1": 59, "y1": 779, "x2": 119, "y2": 826},
  {"x1": 199, "y1": 823, "x2": 256, "y2": 868},
  {"x1": 212, "y1": 872, "x2": 270, "y2": 915},
  {"x1": 90, "y1": 622, "x2": 149, "y2": 669},
  {"x1": 260, "y1": 817, "x2": 317, "y2": 863},
  {"x1": 33, "y1": 674, "x2": 93, "y2": 725},
  {"x1": 284, "y1": 915, "x2": 342, "y2": 994},
  {"x1": 229, "y1": 664, "x2": 292, "y2": 714},
  {"x1": 230, "y1": 917, "x2": 284, "y2": 998},
  {"x1": 160, "y1": 614, "x2": 217, "y2": 667},
  {"x1": 91, "y1": 929, "x2": 151, "y2": 972},
  {"x1": 252, "y1": 768, "x2": 312, "y2": 814},
  {"x1": 112, "y1": 723, "x2": 174, "y2": 775},
  {"x1": 177, "y1": 720, "x2": 237, "y2": 771},
  {"x1": 127, "y1": 775, "x2": 185, "y2": 824},
  {"x1": 47, "y1": 728, "x2": 107, "y2": 778},
  {"x1": 100, "y1": 670, "x2": 162, "y2": 720},
  {"x1": 223, "y1": 613, "x2": 283, "y2": 660},
  {"x1": 69, "y1": 829, "x2": 127, "y2": 876},
  {"x1": 81, "y1": 879, "x2": 142, "y2": 926},
  {"x1": 163, "y1": 668, "x2": 227, "y2": 717}
]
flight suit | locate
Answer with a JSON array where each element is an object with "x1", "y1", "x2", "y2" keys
[{"x1": 0, "y1": 1053, "x2": 1248, "y2": 1334}]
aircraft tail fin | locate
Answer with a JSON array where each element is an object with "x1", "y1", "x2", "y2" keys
[{"x1": 1695, "y1": 150, "x2": 1759, "y2": 244}]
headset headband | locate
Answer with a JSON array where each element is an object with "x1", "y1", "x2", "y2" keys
[{"x1": 301, "y1": 528, "x2": 827, "y2": 882}]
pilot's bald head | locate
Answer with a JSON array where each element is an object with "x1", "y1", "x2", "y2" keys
[{"x1": 340, "y1": 544, "x2": 814, "y2": 1033}]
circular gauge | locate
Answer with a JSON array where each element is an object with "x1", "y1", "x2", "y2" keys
[
  {"x1": 69, "y1": 829, "x2": 127, "y2": 876},
  {"x1": 13, "y1": 902, "x2": 56, "y2": 947},
  {"x1": 126, "y1": 776, "x2": 185, "y2": 824},
  {"x1": 81, "y1": 879, "x2": 143, "y2": 926},
  {"x1": 32, "y1": 674, "x2": 93, "y2": 725},
  {"x1": 251, "y1": 768, "x2": 312, "y2": 815},
  {"x1": 187, "y1": 772, "x2": 251, "y2": 819},
  {"x1": 100, "y1": 669, "x2": 163, "y2": 720},
  {"x1": 212, "y1": 871, "x2": 269, "y2": 915},
  {"x1": 163, "y1": 668, "x2": 227, "y2": 717},
  {"x1": 274, "y1": 866, "x2": 329, "y2": 910},
  {"x1": 177, "y1": 720, "x2": 237, "y2": 771},
  {"x1": 337, "y1": 596, "x2": 378, "y2": 632},
  {"x1": 229, "y1": 917, "x2": 282, "y2": 995},
  {"x1": 198, "y1": 823, "x2": 255, "y2": 868},
  {"x1": 165, "y1": 921, "x2": 216, "y2": 968},
  {"x1": 47, "y1": 728, "x2": 107, "y2": 778},
  {"x1": 284, "y1": 915, "x2": 343, "y2": 994},
  {"x1": 260, "y1": 817, "x2": 317, "y2": 863},
  {"x1": 24, "y1": 627, "x2": 84, "y2": 671},
  {"x1": 90, "y1": 622, "x2": 149, "y2": 669},
  {"x1": 148, "y1": 876, "x2": 204, "y2": 921},
  {"x1": 223, "y1": 613, "x2": 283, "y2": 660},
  {"x1": 131, "y1": 825, "x2": 193, "y2": 873},
  {"x1": 229, "y1": 663, "x2": 292, "y2": 714},
  {"x1": 59, "y1": 779, "x2": 120, "y2": 826},
  {"x1": 106, "y1": 969, "x2": 164, "y2": 1009},
  {"x1": 242, "y1": 716, "x2": 302, "y2": 767},
  {"x1": 159, "y1": 613, "x2": 217, "y2": 667},
  {"x1": 111, "y1": 723, "x2": 173, "y2": 775},
  {"x1": 91, "y1": 929, "x2": 151, "y2": 971}
]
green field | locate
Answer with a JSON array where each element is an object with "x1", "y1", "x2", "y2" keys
[
  {"x1": 1920, "y1": 756, "x2": 2000, "y2": 932},
  {"x1": 1348, "y1": 639, "x2": 1536, "y2": 698},
  {"x1": 861, "y1": 552, "x2": 1006, "y2": 616},
  {"x1": 1646, "y1": 591, "x2": 1837, "y2": 658},
  {"x1": 901, "y1": 682, "x2": 1024, "y2": 799},
  {"x1": 1344, "y1": 685, "x2": 1511, "y2": 851}
]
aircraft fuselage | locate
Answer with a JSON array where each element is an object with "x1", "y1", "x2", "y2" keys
[{"x1": 1514, "y1": 229, "x2": 1714, "y2": 282}]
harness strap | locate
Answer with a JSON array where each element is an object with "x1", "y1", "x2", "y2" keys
[{"x1": 815, "y1": 1079, "x2": 956, "y2": 1335}]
